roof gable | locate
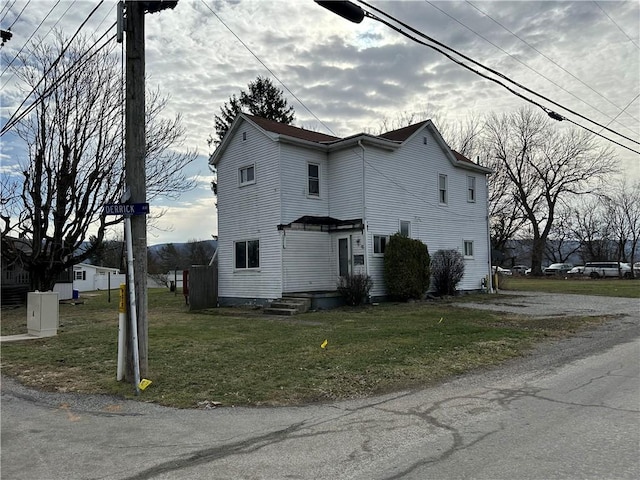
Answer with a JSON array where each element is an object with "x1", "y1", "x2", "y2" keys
[{"x1": 210, "y1": 114, "x2": 491, "y2": 174}]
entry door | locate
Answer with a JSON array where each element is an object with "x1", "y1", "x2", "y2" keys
[{"x1": 338, "y1": 237, "x2": 350, "y2": 277}]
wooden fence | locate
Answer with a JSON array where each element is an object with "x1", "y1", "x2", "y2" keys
[{"x1": 187, "y1": 264, "x2": 217, "y2": 311}]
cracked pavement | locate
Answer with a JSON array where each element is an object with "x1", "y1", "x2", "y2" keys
[{"x1": 2, "y1": 294, "x2": 639, "y2": 479}]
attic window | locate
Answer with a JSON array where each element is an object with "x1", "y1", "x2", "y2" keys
[
  {"x1": 423, "y1": 137, "x2": 427, "y2": 145},
  {"x1": 242, "y1": 132, "x2": 247, "y2": 141}
]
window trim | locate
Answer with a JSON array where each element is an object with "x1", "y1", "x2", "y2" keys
[
  {"x1": 238, "y1": 164, "x2": 255, "y2": 187},
  {"x1": 234, "y1": 239, "x2": 260, "y2": 270},
  {"x1": 373, "y1": 235, "x2": 389, "y2": 256},
  {"x1": 438, "y1": 174, "x2": 448, "y2": 205},
  {"x1": 467, "y1": 175, "x2": 476, "y2": 203},
  {"x1": 463, "y1": 240, "x2": 474, "y2": 259},
  {"x1": 307, "y1": 162, "x2": 320, "y2": 198},
  {"x1": 399, "y1": 220, "x2": 411, "y2": 237}
]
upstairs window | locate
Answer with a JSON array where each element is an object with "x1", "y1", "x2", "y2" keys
[
  {"x1": 463, "y1": 240, "x2": 474, "y2": 258},
  {"x1": 439, "y1": 174, "x2": 448, "y2": 205},
  {"x1": 467, "y1": 176, "x2": 476, "y2": 203},
  {"x1": 239, "y1": 164, "x2": 255, "y2": 186},
  {"x1": 308, "y1": 163, "x2": 320, "y2": 197},
  {"x1": 235, "y1": 240, "x2": 260, "y2": 269}
]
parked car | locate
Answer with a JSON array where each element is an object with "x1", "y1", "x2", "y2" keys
[
  {"x1": 583, "y1": 262, "x2": 632, "y2": 279},
  {"x1": 634, "y1": 262, "x2": 640, "y2": 277},
  {"x1": 511, "y1": 265, "x2": 529, "y2": 275},
  {"x1": 567, "y1": 265, "x2": 585, "y2": 276},
  {"x1": 492, "y1": 266, "x2": 512, "y2": 276},
  {"x1": 544, "y1": 263, "x2": 574, "y2": 275}
]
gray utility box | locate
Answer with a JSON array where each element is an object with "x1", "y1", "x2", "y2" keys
[{"x1": 27, "y1": 292, "x2": 59, "y2": 337}]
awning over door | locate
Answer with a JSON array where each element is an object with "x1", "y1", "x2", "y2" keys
[{"x1": 277, "y1": 216, "x2": 363, "y2": 232}]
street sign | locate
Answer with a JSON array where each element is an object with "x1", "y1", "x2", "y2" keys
[{"x1": 103, "y1": 203, "x2": 149, "y2": 216}]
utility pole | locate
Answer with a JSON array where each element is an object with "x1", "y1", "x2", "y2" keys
[
  {"x1": 124, "y1": 0, "x2": 148, "y2": 378},
  {"x1": 120, "y1": 1, "x2": 178, "y2": 382}
]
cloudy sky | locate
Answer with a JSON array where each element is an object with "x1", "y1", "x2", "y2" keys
[{"x1": 1, "y1": 0, "x2": 638, "y2": 245}]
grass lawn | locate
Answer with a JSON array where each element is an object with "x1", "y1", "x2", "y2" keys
[{"x1": 0, "y1": 285, "x2": 628, "y2": 408}]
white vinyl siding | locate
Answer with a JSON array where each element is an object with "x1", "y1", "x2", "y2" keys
[
  {"x1": 282, "y1": 230, "x2": 335, "y2": 292},
  {"x1": 363, "y1": 128, "x2": 489, "y2": 296},
  {"x1": 280, "y1": 144, "x2": 328, "y2": 222},
  {"x1": 217, "y1": 121, "x2": 282, "y2": 301}
]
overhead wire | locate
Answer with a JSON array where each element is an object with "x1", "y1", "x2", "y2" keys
[
  {"x1": 0, "y1": 0, "x2": 17, "y2": 23},
  {"x1": 465, "y1": 1, "x2": 639, "y2": 124},
  {"x1": 1, "y1": 0, "x2": 105, "y2": 135},
  {"x1": 358, "y1": 0, "x2": 639, "y2": 148},
  {"x1": 594, "y1": 0, "x2": 639, "y2": 50},
  {"x1": 198, "y1": 0, "x2": 332, "y2": 135},
  {"x1": 0, "y1": 28, "x2": 116, "y2": 136},
  {"x1": 200, "y1": 1, "x2": 486, "y2": 220},
  {"x1": 7, "y1": 0, "x2": 30, "y2": 30},
  {"x1": 424, "y1": 0, "x2": 638, "y2": 138},
  {"x1": 0, "y1": 0, "x2": 62, "y2": 82},
  {"x1": 356, "y1": 1, "x2": 639, "y2": 155}
]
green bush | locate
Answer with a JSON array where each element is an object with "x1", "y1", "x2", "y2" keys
[
  {"x1": 431, "y1": 249, "x2": 465, "y2": 296},
  {"x1": 383, "y1": 233, "x2": 430, "y2": 300},
  {"x1": 337, "y1": 274, "x2": 374, "y2": 306}
]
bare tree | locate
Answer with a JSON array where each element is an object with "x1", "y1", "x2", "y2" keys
[
  {"x1": 0, "y1": 32, "x2": 197, "y2": 291},
  {"x1": 483, "y1": 107, "x2": 617, "y2": 275},
  {"x1": 603, "y1": 180, "x2": 640, "y2": 275}
]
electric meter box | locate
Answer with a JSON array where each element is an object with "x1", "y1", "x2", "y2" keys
[{"x1": 27, "y1": 292, "x2": 59, "y2": 337}]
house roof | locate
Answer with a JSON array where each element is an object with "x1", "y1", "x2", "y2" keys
[
  {"x1": 378, "y1": 121, "x2": 429, "y2": 142},
  {"x1": 210, "y1": 114, "x2": 491, "y2": 174},
  {"x1": 245, "y1": 114, "x2": 340, "y2": 143}
]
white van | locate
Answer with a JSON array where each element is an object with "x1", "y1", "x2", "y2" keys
[{"x1": 583, "y1": 262, "x2": 632, "y2": 279}]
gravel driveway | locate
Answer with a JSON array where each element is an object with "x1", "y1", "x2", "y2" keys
[{"x1": 459, "y1": 290, "x2": 639, "y2": 319}]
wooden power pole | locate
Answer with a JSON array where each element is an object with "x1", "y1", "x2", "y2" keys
[
  {"x1": 121, "y1": 1, "x2": 178, "y2": 383},
  {"x1": 125, "y1": 1, "x2": 148, "y2": 378}
]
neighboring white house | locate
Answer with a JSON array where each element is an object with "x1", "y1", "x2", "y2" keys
[
  {"x1": 73, "y1": 264, "x2": 125, "y2": 292},
  {"x1": 210, "y1": 114, "x2": 492, "y2": 306}
]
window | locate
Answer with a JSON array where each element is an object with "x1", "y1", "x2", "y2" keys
[
  {"x1": 239, "y1": 164, "x2": 255, "y2": 186},
  {"x1": 74, "y1": 270, "x2": 86, "y2": 281},
  {"x1": 308, "y1": 163, "x2": 320, "y2": 197},
  {"x1": 373, "y1": 235, "x2": 388, "y2": 255},
  {"x1": 400, "y1": 220, "x2": 411, "y2": 237},
  {"x1": 235, "y1": 240, "x2": 260, "y2": 269},
  {"x1": 242, "y1": 131, "x2": 247, "y2": 141},
  {"x1": 439, "y1": 174, "x2": 448, "y2": 204},
  {"x1": 463, "y1": 240, "x2": 474, "y2": 258},
  {"x1": 467, "y1": 176, "x2": 476, "y2": 203}
]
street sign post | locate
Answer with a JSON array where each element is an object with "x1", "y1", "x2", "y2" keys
[{"x1": 103, "y1": 203, "x2": 149, "y2": 216}]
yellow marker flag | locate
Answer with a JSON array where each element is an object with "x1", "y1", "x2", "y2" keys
[
  {"x1": 320, "y1": 339, "x2": 328, "y2": 349},
  {"x1": 139, "y1": 379, "x2": 152, "y2": 391},
  {"x1": 438, "y1": 317, "x2": 444, "y2": 324}
]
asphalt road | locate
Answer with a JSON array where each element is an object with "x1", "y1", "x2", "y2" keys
[{"x1": 1, "y1": 292, "x2": 639, "y2": 480}]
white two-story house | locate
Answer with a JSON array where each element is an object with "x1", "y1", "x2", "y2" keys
[{"x1": 210, "y1": 114, "x2": 492, "y2": 307}]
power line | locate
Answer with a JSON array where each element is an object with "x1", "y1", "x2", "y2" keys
[
  {"x1": 0, "y1": 0, "x2": 62, "y2": 81},
  {"x1": 0, "y1": 0, "x2": 16, "y2": 24},
  {"x1": 424, "y1": 0, "x2": 638, "y2": 138},
  {"x1": 465, "y1": 1, "x2": 639, "y2": 124},
  {"x1": 356, "y1": 0, "x2": 639, "y2": 153},
  {"x1": 7, "y1": 0, "x2": 30, "y2": 30},
  {"x1": 1, "y1": 1, "x2": 105, "y2": 135},
  {"x1": 594, "y1": 0, "x2": 639, "y2": 50},
  {"x1": 198, "y1": 0, "x2": 333, "y2": 135},
  {"x1": 0, "y1": 28, "x2": 116, "y2": 136}
]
